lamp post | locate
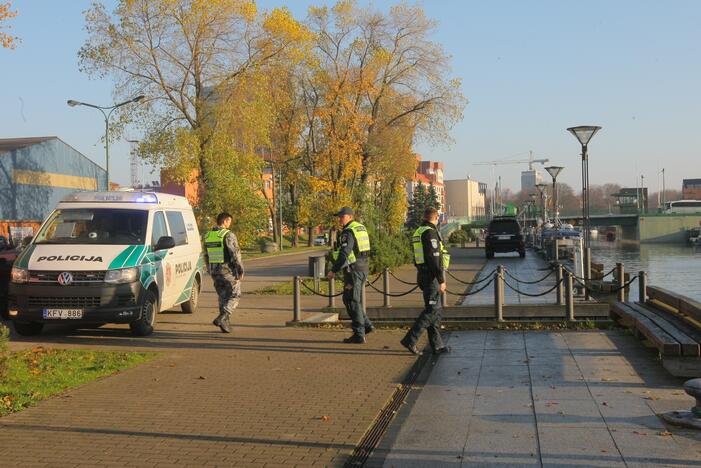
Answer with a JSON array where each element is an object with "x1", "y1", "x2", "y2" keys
[
  {"x1": 567, "y1": 125, "x2": 601, "y2": 299},
  {"x1": 67, "y1": 95, "x2": 146, "y2": 188},
  {"x1": 545, "y1": 166, "x2": 564, "y2": 225}
]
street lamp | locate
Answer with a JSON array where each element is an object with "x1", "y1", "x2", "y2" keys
[
  {"x1": 567, "y1": 125, "x2": 601, "y2": 299},
  {"x1": 67, "y1": 95, "x2": 146, "y2": 188},
  {"x1": 545, "y1": 166, "x2": 564, "y2": 225},
  {"x1": 535, "y1": 183, "x2": 548, "y2": 224}
]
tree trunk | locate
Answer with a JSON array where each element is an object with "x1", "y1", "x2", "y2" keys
[{"x1": 307, "y1": 225, "x2": 313, "y2": 247}]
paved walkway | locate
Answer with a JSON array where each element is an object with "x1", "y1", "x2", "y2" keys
[
  {"x1": 461, "y1": 250, "x2": 558, "y2": 306},
  {"x1": 374, "y1": 330, "x2": 701, "y2": 467},
  {"x1": 1, "y1": 251, "x2": 421, "y2": 467}
]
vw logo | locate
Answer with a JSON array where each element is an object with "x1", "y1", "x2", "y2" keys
[{"x1": 57, "y1": 272, "x2": 73, "y2": 286}]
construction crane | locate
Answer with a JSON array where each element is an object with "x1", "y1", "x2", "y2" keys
[{"x1": 474, "y1": 151, "x2": 549, "y2": 169}]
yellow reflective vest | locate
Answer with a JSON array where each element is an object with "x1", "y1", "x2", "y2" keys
[
  {"x1": 204, "y1": 228, "x2": 230, "y2": 264},
  {"x1": 332, "y1": 221, "x2": 370, "y2": 265},
  {"x1": 412, "y1": 225, "x2": 450, "y2": 270}
]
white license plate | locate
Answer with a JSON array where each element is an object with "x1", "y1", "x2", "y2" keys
[
  {"x1": 497, "y1": 235, "x2": 512, "y2": 240},
  {"x1": 43, "y1": 309, "x2": 84, "y2": 319}
]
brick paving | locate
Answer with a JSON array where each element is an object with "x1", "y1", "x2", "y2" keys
[{"x1": 0, "y1": 251, "x2": 422, "y2": 467}]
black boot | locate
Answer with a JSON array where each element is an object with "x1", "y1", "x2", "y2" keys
[
  {"x1": 400, "y1": 337, "x2": 422, "y2": 355},
  {"x1": 343, "y1": 334, "x2": 365, "y2": 344},
  {"x1": 365, "y1": 325, "x2": 375, "y2": 335},
  {"x1": 219, "y1": 315, "x2": 231, "y2": 333},
  {"x1": 213, "y1": 313, "x2": 224, "y2": 327}
]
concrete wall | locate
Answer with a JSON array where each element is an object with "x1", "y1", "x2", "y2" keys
[
  {"x1": 638, "y1": 214, "x2": 701, "y2": 243},
  {"x1": 0, "y1": 138, "x2": 107, "y2": 222}
]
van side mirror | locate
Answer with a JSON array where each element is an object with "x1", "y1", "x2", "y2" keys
[{"x1": 154, "y1": 236, "x2": 176, "y2": 251}]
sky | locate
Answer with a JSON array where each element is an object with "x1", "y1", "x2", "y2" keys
[{"x1": 1, "y1": 0, "x2": 700, "y2": 194}]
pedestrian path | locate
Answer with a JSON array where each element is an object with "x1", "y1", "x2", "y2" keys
[
  {"x1": 460, "y1": 251, "x2": 558, "y2": 305},
  {"x1": 373, "y1": 330, "x2": 701, "y2": 467}
]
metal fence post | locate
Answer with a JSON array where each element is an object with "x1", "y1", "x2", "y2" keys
[
  {"x1": 584, "y1": 247, "x2": 592, "y2": 301},
  {"x1": 293, "y1": 276, "x2": 301, "y2": 322},
  {"x1": 556, "y1": 264, "x2": 564, "y2": 305},
  {"x1": 476, "y1": 237, "x2": 480, "y2": 248},
  {"x1": 495, "y1": 265, "x2": 504, "y2": 322},
  {"x1": 565, "y1": 270, "x2": 574, "y2": 321},
  {"x1": 383, "y1": 267, "x2": 391, "y2": 308},
  {"x1": 639, "y1": 271, "x2": 648, "y2": 303},
  {"x1": 616, "y1": 263, "x2": 625, "y2": 302},
  {"x1": 328, "y1": 276, "x2": 336, "y2": 308}
]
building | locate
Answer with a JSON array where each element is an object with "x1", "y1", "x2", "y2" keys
[
  {"x1": 444, "y1": 178, "x2": 487, "y2": 223},
  {"x1": 683, "y1": 178, "x2": 701, "y2": 200},
  {"x1": 406, "y1": 158, "x2": 446, "y2": 215},
  {"x1": 611, "y1": 187, "x2": 649, "y2": 214},
  {"x1": 160, "y1": 169, "x2": 200, "y2": 207},
  {"x1": 0, "y1": 136, "x2": 107, "y2": 243},
  {"x1": 521, "y1": 169, "x2": 543, "y2": 194}
]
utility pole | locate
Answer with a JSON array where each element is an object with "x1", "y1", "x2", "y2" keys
[{"x1": 641, "y1": 174, "x2": 645, "y2": 214}]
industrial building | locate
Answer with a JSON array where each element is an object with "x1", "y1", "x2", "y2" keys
[
  {"x1": 444, "y1": 178, "x2": 487, "y2": 223},
  {"x1": 0, "y1": 136, "x2": 107, "y2": 243},
  {"x1": 683, "y1": 178, "x2": 701, "y2": 200}
]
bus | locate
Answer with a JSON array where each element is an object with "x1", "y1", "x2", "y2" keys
[{"x1": 662, "y1": 200, "x2": 701, "y2": 214}]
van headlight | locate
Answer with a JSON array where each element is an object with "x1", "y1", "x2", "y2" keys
[
  {"x1": 104, "y1": 267, "x2": 139, "y2": 284},
  {"x1": 11, "y1": 267, "x2": 28, "y2": 284}
]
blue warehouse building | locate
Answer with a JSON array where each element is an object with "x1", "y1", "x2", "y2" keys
[{"x1": 0, "y1": 136, "x2": 107, "y2": 243}]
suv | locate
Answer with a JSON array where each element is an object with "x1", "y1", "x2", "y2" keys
[{"x1": 485, "y1": 216, "x2": 525, "y2": 259}]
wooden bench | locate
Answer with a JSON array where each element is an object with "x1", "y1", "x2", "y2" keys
[{"x1": 611, "y1": 287, "x2": 701, "y2": 377}]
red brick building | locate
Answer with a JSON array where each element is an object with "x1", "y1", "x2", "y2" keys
[
  {"x1": 406, "y1": 157, "x2": 446, "y2": 216},
  {"x1": 683, "y1": 178, "x2": 701, "y2": 200}
]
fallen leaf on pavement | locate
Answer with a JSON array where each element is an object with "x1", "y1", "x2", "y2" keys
[
  {"x1": 320, "y1": 415, "x2": 330, "y2": 421},
  {"x1": 197, "y1": 376, "x2": 206, "y2": 380},
  {"x1": 658, "y1": 431, "x2": 672, "y2": 437}
]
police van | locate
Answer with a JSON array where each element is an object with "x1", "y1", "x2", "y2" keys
[{"x1": 8, "y1": 191, "x2": 204, "y2": 336}]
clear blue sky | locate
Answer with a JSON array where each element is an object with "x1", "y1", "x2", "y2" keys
[{"x1": 2, "y1": 0, "x2": 700, "y2": 195}]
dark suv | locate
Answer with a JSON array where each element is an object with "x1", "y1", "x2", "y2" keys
[{"x1": 485, "y1": 216, "x2": 525, "y2": 259}]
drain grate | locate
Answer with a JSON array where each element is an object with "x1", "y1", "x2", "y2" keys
[{"x1": 344, "y1": 350, "x2": 431, "y2": 467}]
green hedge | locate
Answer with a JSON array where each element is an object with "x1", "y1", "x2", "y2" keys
[{"x1": 368, "y1": 230, "x2": 413, "y2": 274}]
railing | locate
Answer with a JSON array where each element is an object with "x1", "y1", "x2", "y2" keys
[{"x1": 290, "y1": 263, "x2": 648, "y2": 323}]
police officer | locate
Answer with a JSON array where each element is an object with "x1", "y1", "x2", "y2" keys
[
  {"x1": 204, "y1": 212, "x2": 244, "y2": 333},
  {"x1": 400, "y1": 207, "x2": 451, "y2": 355},
  {"x1": 327, "y1": 207, "x2": 374, "y2": 343}
]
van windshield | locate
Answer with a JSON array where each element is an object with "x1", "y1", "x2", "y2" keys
[{"x1": 34, "y1": 209, "x2": 148, "y2": 245}]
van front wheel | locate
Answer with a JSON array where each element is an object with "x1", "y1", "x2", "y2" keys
[
  {"x1": 181, "y1": 277, "x2": 200, "y2": 314},
  {"x1": 130, "y1": 290, "x2": 158, "y2": 336}
]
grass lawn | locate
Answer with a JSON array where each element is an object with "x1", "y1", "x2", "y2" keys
[
  {"x1": 0, "y1": 347, "x2": 156, "y2": 416},
  {"x1": 250, "y1": 278, "x2": 345, "y2": 296},
  {"x1": 241, "y1": 245, "x2": 326, "y2": 260}
]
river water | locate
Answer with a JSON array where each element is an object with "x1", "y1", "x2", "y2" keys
[{"x1": 590, "y1": 240, "x2": 701, "y2": 302}]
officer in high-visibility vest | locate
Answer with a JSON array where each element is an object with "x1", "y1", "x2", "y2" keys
[
  {"x1": 327, "y1": 207, "x2": 374, "y2": 343},
  {"x1": 204, "y1": 212, "x2": 244, "y2": 333},
  {"x1": 400, "y1": 207, "x2": 451, "y2": 355}
]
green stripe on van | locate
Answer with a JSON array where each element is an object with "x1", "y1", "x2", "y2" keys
[
  {"x1": 15, "y1": 245, "x2": 36, "y2": 269},
  {"x1": 108, "y1": 246, "x2": 136, "y2": 270}
]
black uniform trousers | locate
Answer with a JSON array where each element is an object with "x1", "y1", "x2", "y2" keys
[
  {"x1": 342, "y1": 269, "x2": 372, "y2": 337},
  {"x1": 403, "y1": 268, "x2": 445, "y2": 351}
]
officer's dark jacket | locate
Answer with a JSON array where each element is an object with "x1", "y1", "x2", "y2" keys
[
  {"x1": 331, "y1": 221, "x2": 369, "y2": 274},
  {"x1": 418, "y1": 221, "x2": 445, "y2": 283}
]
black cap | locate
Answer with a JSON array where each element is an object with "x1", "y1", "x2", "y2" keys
[{"x1": 335, "y1": 206, "x2": 354, "y2": 216}]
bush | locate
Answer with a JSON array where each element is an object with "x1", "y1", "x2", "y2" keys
[
  {"x1": 0, "y1": 325, "x2": 9, "y2": 381},
  {"x1": 368, "y1": 229, "x2": 413, "y2": 273},
  {"x1": 448, "y1": 229, "x2": 469, "y2": 244}
]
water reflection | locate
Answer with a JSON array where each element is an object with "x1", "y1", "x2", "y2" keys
[{"x1": 590, "y1": 241, "x2": 701, "y2": 301}]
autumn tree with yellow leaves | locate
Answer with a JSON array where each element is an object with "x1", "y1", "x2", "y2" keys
[{"x1": 0, "y1": 2, "x2": 19, "y2": 49}]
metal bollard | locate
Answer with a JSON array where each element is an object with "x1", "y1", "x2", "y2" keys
[
  {"x1": 565, "y1": 270, "x2": 574, "y2": 321},
  {"x1": 616, "y1": 263, "x2": 625, "y2": 302},
  {"x1": 328, "y1": 276, "x2": 336, "y2": 308},
  {"x1": 476, "y1": 237, "x2": 480, "y2": 248},
  {"x1": 638, "y1": 271, "x2": 647, "y2": 303},
  {"x1": 556, "y1": 264, "x2": 564, "y2": 305},
  {"x1": 441, "y1": 267, "x2": 448, "y2": 307},
  {"x1": 584, "y1": 247, "x2": 591, "y2": 301},
  {"x1": 383, "y1": 268, "x2": 391, "y2": 308},
  {"x1": 293, "y1": 276, "x2": 301, "y2": 322},
  {"x1": 494, "y1": 265, "x2": 504, "y2": 322}
]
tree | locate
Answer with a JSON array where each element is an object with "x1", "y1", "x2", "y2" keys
[
  {"x1": 79, "y1": 0, "x2": 310, "y2": 233},
  {"x1": 0, "y1": 1, "x2": 18, "y2": 49}
]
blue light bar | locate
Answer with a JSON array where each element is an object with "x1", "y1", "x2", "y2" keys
[{"x1": 62, "y1": 191, "x2": 159, "y2": 203}]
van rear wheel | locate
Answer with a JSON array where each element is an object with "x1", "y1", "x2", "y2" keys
[
  {"x1": 130, "y1": 290, "x2": 158, "y2": 336},
  {"x1": 181, "y1": 277, "x2": 200, "y2": 314},
  {"x1": 13, "y1": 321, "x2": 43, "y2": 336}
]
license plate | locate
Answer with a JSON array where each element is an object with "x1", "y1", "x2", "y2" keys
[
  {"x1": 43, "y1": 309, "x2": 84, "y2": 319},
  {"x1": 497, "y1": 235, "x2": 512, "y2": 240}
]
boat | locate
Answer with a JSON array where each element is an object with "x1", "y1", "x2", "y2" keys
[{"x1": 687, "y1": 227, "x2": 700, "y2": 246}]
